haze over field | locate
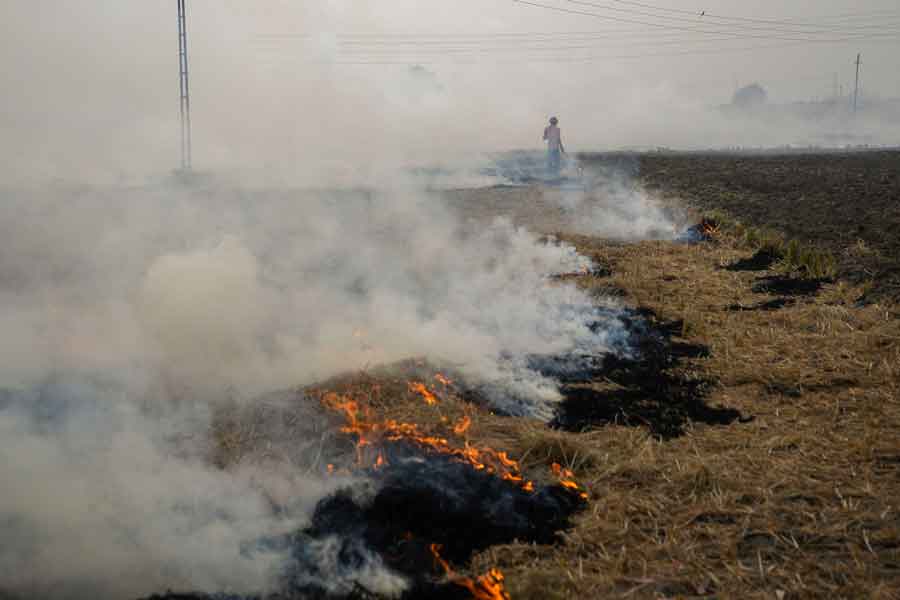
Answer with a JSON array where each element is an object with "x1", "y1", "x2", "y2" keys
[
  {"x1": 0, "y1": 3, "x2": 898, "y2": 599},
  {"x1": 2, "y1": 1, "x2": 900, "y2": 183}
]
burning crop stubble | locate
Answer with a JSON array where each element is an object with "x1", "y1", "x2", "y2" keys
[{"x1": 0, "y1": 167, "x2": 665, "y2": 599}]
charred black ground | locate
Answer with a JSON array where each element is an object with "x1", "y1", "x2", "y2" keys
[
  {"x1": 286, "y1": 446, "x2": 584, "y2": 599},
  {"x1": 548, "y1": 308, "x2": 745, "y2": 439},
  {"x1": 723, "y1": 247, "x2": 781, "y2": 272},
  {"x1": 141, "y1": 418, "x2": 586, "y2": 600}
]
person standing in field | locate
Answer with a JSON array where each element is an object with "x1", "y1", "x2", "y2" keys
[{"x1": 543, "y1": 116, "x2": 565, "y2": 176}]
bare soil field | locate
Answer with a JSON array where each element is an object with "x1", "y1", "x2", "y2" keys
[{"x1": 634, "y1": 151, "x2": 900, "y2": 303}]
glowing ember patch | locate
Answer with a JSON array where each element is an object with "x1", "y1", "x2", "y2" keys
[
  {"x1": 319, "y1": 389, "x2": 538, "y2": 494},
  {"x1": 430, "y1": 543, "x2": 452, "y2": 573},
  {"x1": 408, "y1": 381, "x2": 439, "y2": 405},
  {"x1": 434, "y1": 373, "x2": 453, "y2": 386},
  {"x1": 497, "y1": 452, "x2": 517, "y2": 468},
  {"x1": 461, "y1": 568, "x2": 511, "y2": 600},
  {"x1": 699, "y1": 218, "x2": 721, "y2": 238},
  {"x1": 312, "y1": 384, "x2": 588, "y2": 598},
  {"x1": 453, "y1": 415, "x2": 472, "y2": 436},
  {"x1": 431, "y1": 544, "x2": 511, "y2": 600},
  {"x1": 551, "y1": 462, "x2": 589, "y2": 499}
]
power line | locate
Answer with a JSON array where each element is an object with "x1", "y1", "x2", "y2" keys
[
  {"x1": 599, "y1": 0, "x2": 900, "y2": 28},
  {"x1": 252, "y1": 28, "x2": 900, "y2": 52},
  {"x1": 561, "y1": 0, "x2": 900, "y2": 34},
  {"x1": 272, "y1": 27, "x2": 900, "y2": 44},
  {"x1": 285, "y1": 37, "x2": 898, "y2": 65},
  {"x1": 252, "y1": 29, "x2": 899, "y2": 64},
  {"x1": 255, "y1": 16, "x2": 900, "y2": 43},
  {"x1": 325, "y1": 33, "x2": 899, "y2": 55},
  {"x1": 252, "y1": 2, "x2": 900, "y2": 65},
  {"x1": 512, "y1": 0, "x2": 900, "y2": 42}
]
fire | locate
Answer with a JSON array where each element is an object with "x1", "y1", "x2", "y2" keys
[
  {"x1": 551, "y1": 462, "x2": 588, "y2": 499},
  {"x1": 319, "y1": 390, "x2": 537, "y2": 494},
  {"x1": 408, "y1": 381, "x2": 438, "y2": 406},
  {"x1": 700, "y1": 218, "x2": 720, "y2": 238},
  {"x1": 430, "y1": 543, "x2": 452, "y2": 573},
  {"x1": 453, "y1": 415, "x2": 472, "y2": 435},
  {"x1": 316, "y1": 383, "x2": 589, "y2": 600},
  {"x1": 497, "y1": 452, "x2": 516, "y2": 468},
  {"x1": 431, "y1": 544, "x2": 511, "y2": 600},
  {"x1": 434, "y1": 373, "x2": 453, "y2": 386},
  {"x1": 319, "y1": 389, "x2": 589, "y2": 498},
  {"x1": 461, "y1": 569, "x2": 510, "y2": 600},
  {"x1": 318, "y1": 385, "x2": 590, "y2": 503}
]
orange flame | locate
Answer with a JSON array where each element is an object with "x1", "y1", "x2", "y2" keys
[
  {"x1": 551, "y1": 462, "x2": 588, "y2": 499},
  {"x1": 453, "y1": 415, "x2": 472, "y2": 436},
  {"x1": 319, "y1": 390, "x2": 536, "y2": 494},
  {"x1": 429, "y1": 543, "x2": 452, "y2": 573},
  {"x1": 317, "y1": 384, "x2": 591, "y2": 599},
  {"x1": 435, "y1": 373, "x2": 454, "y2": 386},
  {"x1": 700, "y1": 218, "x2": 720, "y2": 237},
  {"x1": 319, "y1": 389, "x2": 588, "y2": 498},
  {"x1": 408, "y1": 381, "x2": 438, "y2": 406},
  {"x1": 430, "y1": 544, "x2": 511, "y2": 600}
]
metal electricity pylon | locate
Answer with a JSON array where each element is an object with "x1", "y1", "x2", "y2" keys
[{"x1": 177, "y1": 0, "x2": 192, "y2": 170}]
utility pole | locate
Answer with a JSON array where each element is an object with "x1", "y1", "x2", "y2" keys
[
  {"x1": 177, "y1": 0, "x2": 192, "y2": 171},
  {"x1": 853, "y1": 53, "x2": 861, "y2": 114}
]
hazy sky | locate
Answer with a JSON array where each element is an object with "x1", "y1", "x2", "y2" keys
[
  {"x1": 238, "y1": 0, "x2": 900, "y2": 98},
  {"x1": 0, "y1": 5, "x2": 896, "y2": 596},
  {"x1": 1, "y1": 1, "x2": 898, "y2": 180}
]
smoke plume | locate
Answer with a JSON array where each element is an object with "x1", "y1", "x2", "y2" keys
[{"x1": 0, "y1": 173, "x2": 642, "y2": 598}]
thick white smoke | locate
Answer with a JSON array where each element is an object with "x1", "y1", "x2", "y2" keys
[
  {"x1": 0, "y1": 398, "x2": 294, "y2": 599},
  {"x1": 0, "y1": 3, "x2": 723, "y2": 596},
  {"x1": 559, "y1": 159, "x2": 683, "y2": 240},
  {"x1": 0, "y1": 171, "x2": 644, "y2": 598}
]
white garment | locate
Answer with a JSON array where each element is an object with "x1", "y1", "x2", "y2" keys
[{"x1": 544, "y1": 125, "x2": 562, "y2": 151}]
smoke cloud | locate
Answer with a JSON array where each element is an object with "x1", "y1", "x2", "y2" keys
[
  {"x1": 0, "y1": 175, "x2": 639, "y2": 598},
  {"x1": 5, "y1": 2, "x2": 894, "y2": 597}
]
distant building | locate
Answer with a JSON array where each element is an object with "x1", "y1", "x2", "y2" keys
[{"x1": 732, "y1": 83, "x2": 768, "y2": 109}]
